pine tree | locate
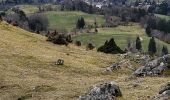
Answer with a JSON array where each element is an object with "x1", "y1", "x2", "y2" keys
[
  {"x1": 162, "y1": 46, "x2": 168, "y2": 56},
  {"x1": 97, "y1": 38, "x2": 124, "y2": 54},
  {"x1": 76, "y1": 17, "x2": 85, "y2": 29},
  {"x1": 94, "y1": 18, "x2": 98, "y2": 33},
  {"x1": 76, "y1": 19, "x2": 81, "y2": 29},
  {"x1": 136, "y1": 36, "x2": 142, "y2": 51},
  {"x1": 148, "y1": 37, "x2": 157, "y2": 55},
  {"x1": 80, "y1": 17, "x2": 85, "y2": 29},
  {"x1": 146, "y1": 25, "x2": 151, "y2": 37}
]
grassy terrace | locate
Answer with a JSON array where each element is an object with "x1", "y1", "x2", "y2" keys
[
  {"x1": 73, "y1": 24, "x2": 170, "y2": 53},
  {"x1": 43, "y1": 11, "x2": 106, "y2": 31}
]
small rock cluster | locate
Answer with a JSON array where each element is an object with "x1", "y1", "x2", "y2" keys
[
  {"x1": 153, "y1": 82, "x2": 170, "y2": 100},
  {"x1": 55, "y1": 59, "x2": 64, "y2": 65},
  {"x1": 106, "y1": 60, "x2": 134, "y2": 72},
  {"x1": 134, "y1": 54, "x2": 170, "y2": 76},
  {"x1": 120, "y1": 52, "x2": 151, "y2": 65},
  {"x1": 79, "y1": 81, "x2": 122, "y2": 100}
]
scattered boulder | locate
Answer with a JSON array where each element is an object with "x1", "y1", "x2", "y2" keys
[
  {"x1": 106, "y1": 60, "x2": 134, "y2": 72},
  {"x1": 134, "y1": 54, "x2": 170, "y2": 76},
  {"x1": 79, "y1": 81, "x2": 122, "y2": 100},
  {"x1": 153, "y1": 82, "x2": 170, "y2": 100},
  {"x1": 55, "y1": 59, "x2": 64, "y2": 65}
]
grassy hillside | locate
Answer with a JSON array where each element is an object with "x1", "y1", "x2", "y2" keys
[
  {"x1": 43, "y1": 11, "x2": 106, "y2": 31},
  {"x1": 73, "y1": 23, "x2": 170, "y2": 54},
  {"x1": 0, "y1": 21, "x2": 170, "y2": 100}
]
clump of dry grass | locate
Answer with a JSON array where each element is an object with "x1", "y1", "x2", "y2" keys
[{"x1": 0, "y1": 21, "x2": 169, "y2": 100}]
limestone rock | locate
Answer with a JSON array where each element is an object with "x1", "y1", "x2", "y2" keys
[
  {"x1": 134, "y1": 54, "x2": 170, "y2": 76},
  {"x1": 79, "y1": 81, "x2": 122, "y2": 100}
]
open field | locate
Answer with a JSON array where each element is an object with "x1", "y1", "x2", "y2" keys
[
  {"x1": 73, "y1": 23, "x2": 170, "y2": 54},
  {"x1": 15, "y1": 4, "x2": 61, "y2": 15},
  {"x1": 155, "y1": 14, "x2": 170, "y2": 21},
  {"x1": 43, "y1": 11, "x2": 106, "y2": 31},
  {"x1": 0, "y1": 21, "x2": 170, "y2": 100},
  {"x1": 15, "y1": 5, "x2": 39, "y2": 14}
]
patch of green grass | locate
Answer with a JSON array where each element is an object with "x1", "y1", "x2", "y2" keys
[
  {"x1": 73, "y1": 24, "x2": 170, "y2": 54},
  {"x1": 155, "y1": 14, "x2": 170, "y2": 21},
  {"x1": 15, "y1": 5, "x2": 39, "y2": 14},
  {"x1": 43, "y1": 11, "x2": 106, "y2": 31}
]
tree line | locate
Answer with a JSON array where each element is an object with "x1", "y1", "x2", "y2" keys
[{"x1": 0, "y1": 7, "x2": 48, "y2": 33}]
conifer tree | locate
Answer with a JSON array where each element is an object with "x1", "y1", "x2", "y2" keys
[
  {"x1": 136, "y1": 36, "x2": 142, "y2": 51},
  {"x1": 148, "y1": 37, "x2": 157, "y2": 55},
  {"x1": 162, "y1": 46, "x2": 168, "y2": 56}
]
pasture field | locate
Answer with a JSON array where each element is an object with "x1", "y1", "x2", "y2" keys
[
  {"x1": 0, "y1": 16, "x2": 170, "y2": 100},
  {"x1": 73, "y1": 23, "x2": 170, "y2": 54},
  {"x1": 155, "y1": 14, "x2": 170, "y2": 21},
  {"x1": 43, "y1": 11, "x2": 106, "y2": 31}
]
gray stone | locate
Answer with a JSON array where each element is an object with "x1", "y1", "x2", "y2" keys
[
  {"x1": 134, "y1": 54, "x2": 170, "y2": 76},
  {"x1": 153, "y1": 82, "x2": 170, "y2": 100},
  {"x1": 159, "y1": 83, "x2": 170, "y2": 94},
  {"x1": 79, "y1": 81, "x2": 122, "y2": 100},
  {"x1": 55, "y1": 59, "x2": 64, "y2": 65}
]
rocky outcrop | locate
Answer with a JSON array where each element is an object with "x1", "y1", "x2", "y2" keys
[
  {"x1": 106, "y1": 60, "x2": 134, "y2": 72},
  {"x1": 134, "y1": 54, "x2": 170, "y2": 76},
  {"x1": 79, "y1": 81, "x2": 122, "y2": 100},
  {"x1": 120, "y1": 52, "x2": 151, "y2": 65},
  {"x1": 153, "y1": 82, "x2": 170, "y2": 100}
]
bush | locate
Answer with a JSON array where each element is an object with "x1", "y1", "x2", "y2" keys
[
  {"x1": 87, "y1": 43, "x2": 95, "y2": 50},
  {"x1": 47, "y1": 31, "x2": 72, "y2": 45},
  {"x1": 162, "y1": 46, "x2": 168, "y2": 56},
  {"x1": 0, "y1": 15, "x2": 2, "y2": 21},
  {"x1": 146, "y1": 25, "x2": 152, "y2": 37},
  {"x1": 97, "y1": 38, "x2": 124, "y2": 54},
  {"x1": 136, "y1": 36, "x2": 142, "y2": 51},
  {"x1": 75, "y1": 41, "x2": 81, "y2": 46}
]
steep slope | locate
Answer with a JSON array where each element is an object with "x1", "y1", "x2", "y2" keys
[{"x1": 0, "y1": 21, "x2": 169, "y2": 100}]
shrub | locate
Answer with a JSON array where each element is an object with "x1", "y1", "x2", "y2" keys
[
  {"x1": 12, "y1": 21, "x2": 18, "y2": 26},
  {"x1": 97, "y1": 38, "x2": 124, "y2": 54},
  {"x1": 162, "y1": 46, "x2": 169, "y2": 56},
  {"x1": 136, "y1": 36, "x2": 142, "y2": 51},
  {"x1": 145, "y1": 25, "x2": 152, "y2": 37},
  {"x1": 0, "y1": 15, "x2": 2, "y2": 21},
  {"x1": 66, "y1": 34, "x2": 73, "y2": 43},
  {"x1": 87, "y1": 43, "x2": 95, "y2": 50},
  {"x1": 75, "y1": 41, "x2": 81, "y2": 46},
  {"x1": 47, "y1": 31, "x2": 72, "y2": 45}
]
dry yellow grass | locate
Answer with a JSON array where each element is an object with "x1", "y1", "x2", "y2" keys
[{"x1": 0, "y1": 21, "x2": 169, "y2": 100}]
